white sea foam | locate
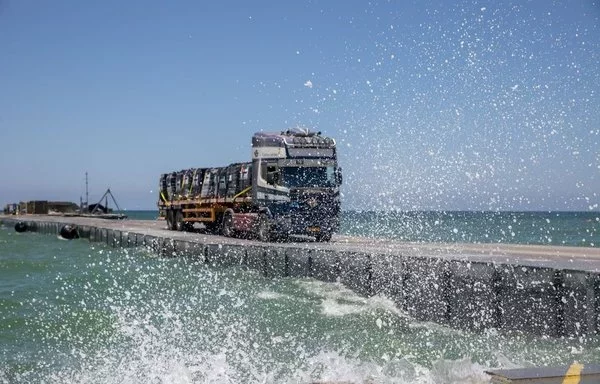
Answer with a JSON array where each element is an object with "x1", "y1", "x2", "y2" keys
[
  {"x1": 256, "y1": 290, "x2": 288, "y2": 300},
  {"x1": 5, "y1": 239, "x2": 586, "y2": 384},
  {"x1": 38, "y1": 341, "x2": 494, "y2": 384},
  {"x1": 29, "y1": 266, "x2": 495, "y2": 384}
]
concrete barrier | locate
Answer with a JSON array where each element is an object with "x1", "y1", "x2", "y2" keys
[
  {"x1": 371, "y1": 253, "x2": 404, "y2": 303},
  {"x1": 563, "y1": 271, "x2": 598, "y2": 336},
  {"x1": 310, "y1": 249, "x2": 340, "y2": 283},
  {"x1": 498, "y1": 266, "x2": 558, "y2": 336},
  {"x1": 264, "y1": 248, "x2": 287, "y2": 278},
  {"x1": 287, "y1": 247, "x2": 311, "y2": 278},
  {"x1": 78, "y1": 225, "x2": 91, "y2": 239},
  {"x1": 338, "y1": 252, "x2": 372, "y2": 297},
  {"x1": 400, "y1": 257, "x2": 449, "y2": 324},
  {"x1": 448, "y1": 261, "x2": 496, "y2": 331}
]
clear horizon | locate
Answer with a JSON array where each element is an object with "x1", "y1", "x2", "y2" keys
[{"x1": 1, "y1": 1, "x2": 598, "y2": 212}]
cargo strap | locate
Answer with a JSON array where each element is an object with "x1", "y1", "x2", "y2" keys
[
  {"x1": 189, "y1": 169, "x2": 196, "y2": 196},
  {"x1": 233, "y1": 186, "x2": 252, "y2": 201}
]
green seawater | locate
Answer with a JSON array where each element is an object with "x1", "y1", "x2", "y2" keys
[
  {"x1": 340, "y1": 211, "x2": 600, "y2": 247},
  {"x1": 0, "y1": 225, "x2": 599, "y2": 383}
]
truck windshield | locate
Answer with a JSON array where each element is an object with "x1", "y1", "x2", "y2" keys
[{"x1": 281, "y1": 166, "x2": 335, "y2": 188}]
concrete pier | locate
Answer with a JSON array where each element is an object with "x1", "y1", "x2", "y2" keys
[{"x1": 2, "y1": 214, "x2": 600, "y2": 338}]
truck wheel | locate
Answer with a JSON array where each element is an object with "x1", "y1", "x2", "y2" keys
[
  {"x1": 273, "y1": 232, "x2": 289, "y2": 243},
  {"x1": 315, "y1": 232, "x2": 332, "y2": 242},
  {"x1": 175, "y1": 210, "x2": 184, "y2": 231},
  {"x1": 256, "y1": 214, "x2": 271, "y2": 242},
  {"x1": 166, "y1": 210, "x2": 174, "y2": 230},
  {"x1": 221, "y1": 211, "x2": 234, "y2": 238},
  {"x1": 204, "y1": 222, "x2": 216, "y2": 234}
]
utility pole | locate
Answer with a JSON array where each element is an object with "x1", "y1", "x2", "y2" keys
[{"x1": 85, "y1": 172, "x2": 89, "y2": 210}]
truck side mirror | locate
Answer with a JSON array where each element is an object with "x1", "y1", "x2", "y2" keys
[
  {"x1": 335, "y1": 167, "x2": 343, "y2": 185},
  {"x1": 266, "y1": 167, "x2": 280, "y2": 186}
]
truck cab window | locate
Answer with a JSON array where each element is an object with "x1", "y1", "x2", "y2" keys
[
  {"x1": 281, "y1": 166, "x2": 335, "y2": 188},
  {"x1": 266, "y1": 164, "x2": 279, "y2": 186}
]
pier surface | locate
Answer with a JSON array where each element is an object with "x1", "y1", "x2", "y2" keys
[{"x1": 2, "y1": 214, "x2": 600, "y2": 338}]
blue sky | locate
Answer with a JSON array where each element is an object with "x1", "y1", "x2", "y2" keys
[{"x1": 0, "y1": 0, "x2": 598, "y2": 211}]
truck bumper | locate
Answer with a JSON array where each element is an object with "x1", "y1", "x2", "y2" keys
[{"x1": 273, "y1": 215, "x2": 338, "y2": 237}]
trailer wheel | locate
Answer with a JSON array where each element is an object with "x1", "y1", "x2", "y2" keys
[
  {"x1": 256, "y1": 213, "x2": 271, "y2": 242},
  {"x1": 221, "y1": 211, "x2": 235, "y2": 238},
  {"x1": 166, "y1": 210, "x2": 175, "y2": 230},
  {"x1": 175, "y1": 210, "x2": 185, "y2": 231},
  {"x1": 204, "y1": 221, "x2": 217, "y2": 234},
  {"x1": 315, "y1": 232, "x2": 332, "y2": 242}
]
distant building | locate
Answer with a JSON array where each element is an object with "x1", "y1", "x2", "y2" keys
[
  {"x1": 2, "y1": 200, "x2": 80, "y2": 215},
  {"x1": 48, "y1": 201, "x2": 80, "y2": 214},
  {"x1": 3, "y1": 203, "x2": 18, "y2": 215},
  {"x1": 26, "y1": 200, "x2": 48, "y2": 214}
]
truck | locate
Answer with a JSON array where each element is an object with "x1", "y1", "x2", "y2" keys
[{"x1": 158, "y1": 128, "x2": 342, "y2": 242}]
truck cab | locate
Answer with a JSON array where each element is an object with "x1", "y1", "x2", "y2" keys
[{"x1": 251, "y1": 128, "x2": 342, "y2": 241}]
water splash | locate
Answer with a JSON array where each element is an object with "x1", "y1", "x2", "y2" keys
[{"x1": 1, "y1": 231, "x2": 598, "y2": 383}]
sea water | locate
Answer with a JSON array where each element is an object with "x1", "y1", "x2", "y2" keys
[
  {"x1": 1, "y1": 222, "x2": 599, "y2": 383},
  {"x1": 340, "y1": 211, "x2": 600, "y2": 247}
]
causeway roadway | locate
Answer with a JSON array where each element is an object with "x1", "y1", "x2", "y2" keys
[{"x1": 2, "y1": 214, "x2": 598, "y2": 272}]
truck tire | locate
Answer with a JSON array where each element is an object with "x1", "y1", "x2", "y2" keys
[
  {"x1": 256, "y1": 213, "x2": 271, "y2": 242},
  {"x1": 175, "y1": 210, "x2": 184, "y2": 231},
  {"x1": 204, "y1": 222, "x2": 216, "y2": 234},
  {"x1": 315, "y1": 232, "x2": 332, "y2": 242},
  {"x1": 221, "y1": 211, "x2": 235, "y2": 238},
  {"x1": 273, "y1": 231, "x2": 289, "y2": 243},
  {"x1": 166, "y1": 210, "x2": 175, "y2": 230}
]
